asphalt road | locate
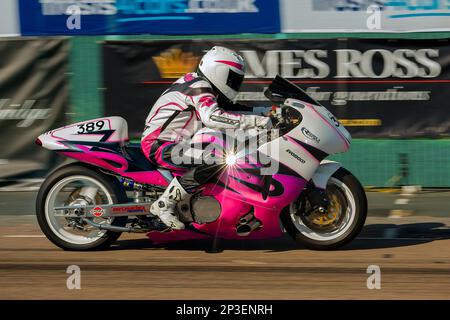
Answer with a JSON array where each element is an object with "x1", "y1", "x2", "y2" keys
[{"x1": 0, "y1": 191, "x2": 449, "y2": 300}]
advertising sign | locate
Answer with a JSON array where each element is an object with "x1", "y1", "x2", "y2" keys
[
  {"x1": 282, "y1": 0, "x2": 450, "y2": 32},
  {"x1": 19, "y1": 0, "x2": 280, "y2": 35},
  {"x1": 0, "y1": 0, "x2": 20, "y2": 36},
  {"x1": 0, "y1": 38, "x2": 69, "y2": 186},
  {"x1": 102, "y1": 39, "x2": 450, "y2": 138}
]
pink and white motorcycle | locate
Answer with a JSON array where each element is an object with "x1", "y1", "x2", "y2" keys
[{"x1": 35, "y1": 76, "x2": 367, "y2": 251}]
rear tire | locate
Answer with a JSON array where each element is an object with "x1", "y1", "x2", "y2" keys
[
  {"x1": 281, "y1": 168, "x2": 367, "y2": 250},
  {"x1": 36, "y1": 164, "x2": 127, "y2": 251}
]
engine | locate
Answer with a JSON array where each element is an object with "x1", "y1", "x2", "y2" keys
[{"x1": 177, "y1": 195, "x2": 221, "y2": 224}]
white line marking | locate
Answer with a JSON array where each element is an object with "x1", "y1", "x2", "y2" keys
[
  {"x1": 395, "y1": 198, "x2": 410, "y2": 205},
  {"x1": 2, "y1": 235, "x2": 45, "y2": 238}
]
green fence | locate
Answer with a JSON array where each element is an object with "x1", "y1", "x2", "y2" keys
[
  {"x1": 331, "y1": 139, "x2": 450, "y2": 187},
  {"x1": 69, "y1": 32, "x2": 450, "y2": 187}
]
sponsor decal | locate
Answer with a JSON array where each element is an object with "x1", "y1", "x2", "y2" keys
[
  {"x1": 111, "y1": 205, "x2": 147, "y2": 213},
  {"x1": 327, "y1": 113, "x2": 341, "y2": 127},
  {"x1": 90, "y1": 206, "x2": 105, "y2": 217},
  {"x1": 210, "y1": 115, "x2": 240, "y2": 125},
  {"x1": 301, "y1": 127, "x2": 320, "y2": 143},
  {"x1": 286, "y1": 149, "x2": 306, "y2": 164}
]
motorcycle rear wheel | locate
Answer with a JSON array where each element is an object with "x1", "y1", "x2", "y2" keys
[
  {"x1": 36, "y1": 164, "x2": 127, "y2": 251},
  {"x1": 281, "y1": 167, "x2": 367, "y2": 250}
]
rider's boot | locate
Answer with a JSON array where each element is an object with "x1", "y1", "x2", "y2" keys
[{"x1": 150, "y1": 177, "x2": 188, "y2": 230}]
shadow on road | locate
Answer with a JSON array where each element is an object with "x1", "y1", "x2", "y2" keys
[
  {"x1": 111, "y1": 222, "x2": 450, "y2": 252},
  {"x1": 344, "y1": 222, "x2": 450, "y2": 250}
]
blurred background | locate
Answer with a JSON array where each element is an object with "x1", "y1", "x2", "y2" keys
[{"x1": 1, "y1": 0, "x2": 450, "y2": 193}]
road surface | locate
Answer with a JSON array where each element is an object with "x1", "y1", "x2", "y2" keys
[{"x1": 0, "y1": 191, "x2": 449, "y2": 300}]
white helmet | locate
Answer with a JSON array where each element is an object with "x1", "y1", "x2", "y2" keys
[{"x1": 198, "y1": 46, "x2": 245, "y2": 101}]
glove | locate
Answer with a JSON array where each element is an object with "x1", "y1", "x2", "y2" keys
[
  {"x1": 255, "y1": 116, "x2": 273, "y2": 130},
  {"x1": 241, "y1": 115, "x2": 272, "y2": 130}
]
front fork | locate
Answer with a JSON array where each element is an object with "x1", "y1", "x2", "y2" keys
[
  {"x1": 299, "y1": 182, "x2": 330, "y2": 216},
  {"x1": 299, "y1": 160, "x2": 342, "y2": 215}
]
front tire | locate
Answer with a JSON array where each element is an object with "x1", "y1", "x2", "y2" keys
[
  {"x1": 36, "y1": 164, "x2": 127, "y2": 251},
  {"x1": 281, "y1": 168, "x2": 367, "y2": 250}
]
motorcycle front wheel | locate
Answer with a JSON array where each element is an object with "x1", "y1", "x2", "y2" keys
[{"x1": 281, "y1": 167, "x2": 367, "y2": 250}]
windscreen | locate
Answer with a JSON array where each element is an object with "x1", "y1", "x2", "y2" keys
[{"x1": 264, "y1": 75, "x2": 321, "y2": 106}]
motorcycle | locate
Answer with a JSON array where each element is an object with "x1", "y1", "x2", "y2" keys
[{"x1": 35, "y1": 76, "x2": 367, "y2": 251}]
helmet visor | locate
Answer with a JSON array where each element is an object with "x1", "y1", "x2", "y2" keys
[{"x1": 226, "y1": 69, "x2": 244, "y2": 92}]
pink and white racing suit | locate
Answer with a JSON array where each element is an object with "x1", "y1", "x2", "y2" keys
[{"x1": 141, "y1": 72, "x2": 264, "y2": 189}]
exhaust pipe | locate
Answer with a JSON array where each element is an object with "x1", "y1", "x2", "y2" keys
[
  {"x1": 236, "y1": 219, "x2": 261, "y2": 237},
  {"x1": 239, "y1": 213, "x2": 254, "y2": 224}
]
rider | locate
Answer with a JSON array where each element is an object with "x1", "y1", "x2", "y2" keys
[{"x1": 141, "y1": 46, "x2": 272, "y2": 230}]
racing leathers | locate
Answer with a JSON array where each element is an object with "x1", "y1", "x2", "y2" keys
[
  {"x1": 141, "y1": 72, "x2": 271, "y2": 229},
  {"x1": 141, "y1": 72, "x2": 271, "y2": 189}
]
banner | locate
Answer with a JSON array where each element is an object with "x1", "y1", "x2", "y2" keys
[
  {"x1": 282, "y1": 0, "x2": 450, "y2": 32},
  {"x1": 102, "y1": 39, "x2": 450, "y2": 138},
  {"x1": 18, "y1": 0, "x2": 280, "y2": 36},
  {"x1": 0, "y1": 38, "x2": 69, "y2": 185},
  {"x1": 0, "y1": 0, "x2": 19, "y2": 36}
]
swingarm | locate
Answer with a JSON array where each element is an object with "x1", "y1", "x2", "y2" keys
[{"x1": 53, "y1": 202, "x2": 153, "y2": 218}]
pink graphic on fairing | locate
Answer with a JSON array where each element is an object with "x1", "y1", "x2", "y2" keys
[
  {"x1": 59, "y1": 147, "x2": 169, "y2": 187},
  {"x1": 146, "y1": 129, "x2": 307, "y2": 241},
  {"x1": 146, "y1": 173, "x2": 306, "y2": 242}
]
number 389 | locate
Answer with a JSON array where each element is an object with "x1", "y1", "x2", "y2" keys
[{"x1": 77, "y1": 120, "x2": 105, "y2": 134}]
